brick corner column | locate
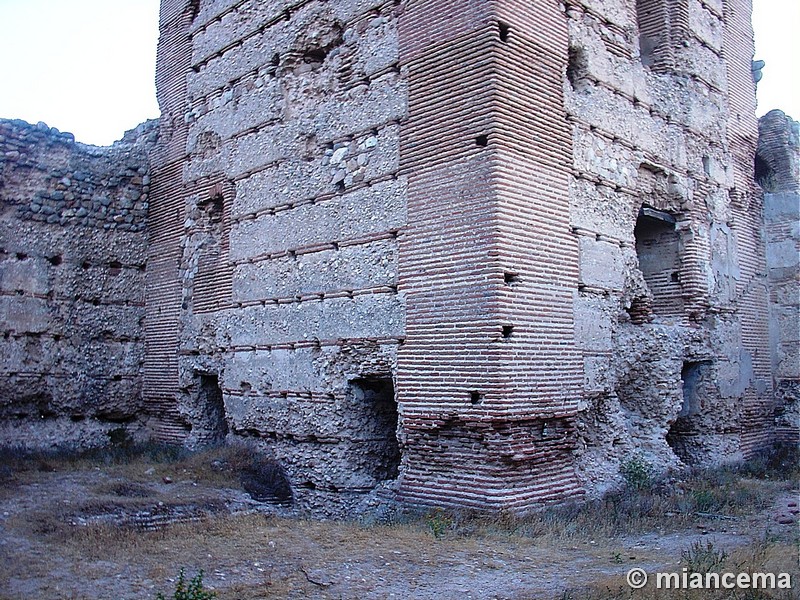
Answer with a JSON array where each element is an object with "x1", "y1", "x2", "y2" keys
[{"x1": 396, "y1": 0, "x2": 583, "y2": 511}]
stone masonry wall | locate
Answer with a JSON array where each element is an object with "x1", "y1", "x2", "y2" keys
[
  {"x1": 0, "y1": 0, "x2": 780, "y2": 515},
  {"x1": 150, "y1": 0, "x2": 406, "y2": 516},
  {"x1": 0, "y1": 119, "x2": 155, "y2": 449},
  {"x1": 147, "y1": 0, "x2": 778, "y2": 514},
  {"x1": 758, "y1": 110, "x2": 800, "y2": 444},
  {"x1": 564, "y1": 0, "x2": 774, "y2": 495}
]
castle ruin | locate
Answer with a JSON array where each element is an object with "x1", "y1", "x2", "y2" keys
[{"x1": 1, "y1": 0, "x2": 797, "y2": 516}]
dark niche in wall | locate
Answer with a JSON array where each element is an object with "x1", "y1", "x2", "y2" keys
[
  {"x1": 349, "y1": 377, "x2": 401, "y2": 483},
  {"x1": 634, "y1": 206, "x2": 683, "y2": 320}
]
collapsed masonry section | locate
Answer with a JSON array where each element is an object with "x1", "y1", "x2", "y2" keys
[
  {"x1": 667, "y1": 360, "x2": 714, "y2": 460},
  {"x1": 396, "y1": 0, "x2": 583, "y2": 511},
  {"x1": 348, "y1": 377, "x2": 401, "y2": 483},
  {"x1": 0, "y1": 119, "x2": 156, "y2": 449},
  {"x1": 565, "y1": 0, "x2": 773, "y2": 493}
]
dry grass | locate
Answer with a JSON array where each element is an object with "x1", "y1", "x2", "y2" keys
[
  {"x1": 423, "y1": 475, "x2": 792, "y2": 544},
  {"x1": 0, "y1": 442, "x2": 796, "y2": 599},
  {"x1": 43, "y1": 513, "x2": 449, "y2": 598},
  {"x1": 461, "y1": 445, "x2": 798, "y2": 542},
  {"x1": 557, "y1": 539, "x2": 799, "y2": 599},
  {"x1": 0, "y1": 440, "x2": 287, "y2": 491},
  {"x1": 15, "y1": 504, "x2": 796, "y2": 599}
]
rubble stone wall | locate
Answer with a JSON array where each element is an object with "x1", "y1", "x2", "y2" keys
[
  {"x1": 564, "y1": 0, "x2": 773, "y2": 495},
  {"x1": 758, "y1": 110, "x2": 800, "y2": 443},
  {"x1": 147, "y1": 0, "x2": 778, "y2": 513},
  {"x1": 0, "y1": 119, "x2": 155, "y2": 449}
]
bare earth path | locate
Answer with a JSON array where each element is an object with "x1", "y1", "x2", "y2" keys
[{"x1": 0, "y1": 462, "x2": 797, "y2": 599}]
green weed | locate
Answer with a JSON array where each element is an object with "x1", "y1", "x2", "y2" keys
[{"x1": 156, "y1": 568, "x2": 216, "y2": 600}]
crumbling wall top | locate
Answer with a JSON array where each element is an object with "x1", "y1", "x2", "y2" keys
[
  {"x1": 0, "y1": 118, "x2": 158, "y2": 232},
  {"x1": 757, "y1": 109, "x2": 800, "y2": 194}
]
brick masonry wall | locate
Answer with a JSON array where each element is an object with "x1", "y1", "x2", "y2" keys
[
  {"x1": 564, "y1": 0, "x2": 774, "y2": 493},
  {"x1": 721, "y1": 0, "x2": 773, "y2": 456},
  {"x1": 151, "y1": 0, "x2": 407, "y2": 516},
  {"x1": 396, "y1": 0, "x2": 583, "y2": 510},
  {"x1": 758, "y1": 110, "x2": 800, "y2": 444},
  {"x1": 146, "y1": 0, "x2": 778, "y2": 513},
  {"x1": 144, "y1": 0, "x2": 195, "y2": 443},
  {"x1": 0, "y1": 0, "x2": 779, "y2": 515},
  {"x1": 0, "y1": 118, "x2": 154, "y2": 449}
]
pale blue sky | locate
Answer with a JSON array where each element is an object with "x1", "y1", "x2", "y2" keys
[
  {"x1": 0, "y1": 0, "x2": 796, "y2": 146},
  {"x1": 0, "y1": 0, "x2": 160, "y2": 145}
]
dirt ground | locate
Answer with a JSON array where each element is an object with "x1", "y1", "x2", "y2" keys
[{"x1": 0, "y1": 452, "x2": 797, "y2": 600}]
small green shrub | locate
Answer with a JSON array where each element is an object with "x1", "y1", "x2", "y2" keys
[
  {"x1": 690, "y1": 488, "x2": 720, "y2": 512},
  {"x1": 156, "y1": 569, "x2": 216, "y2": 600},
  {"x1": 620, "y1": 456, "x2": 654, "y2": 490},
  {"x1": 425, "y1": 507, "x2": 453, "y2": 539}
]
